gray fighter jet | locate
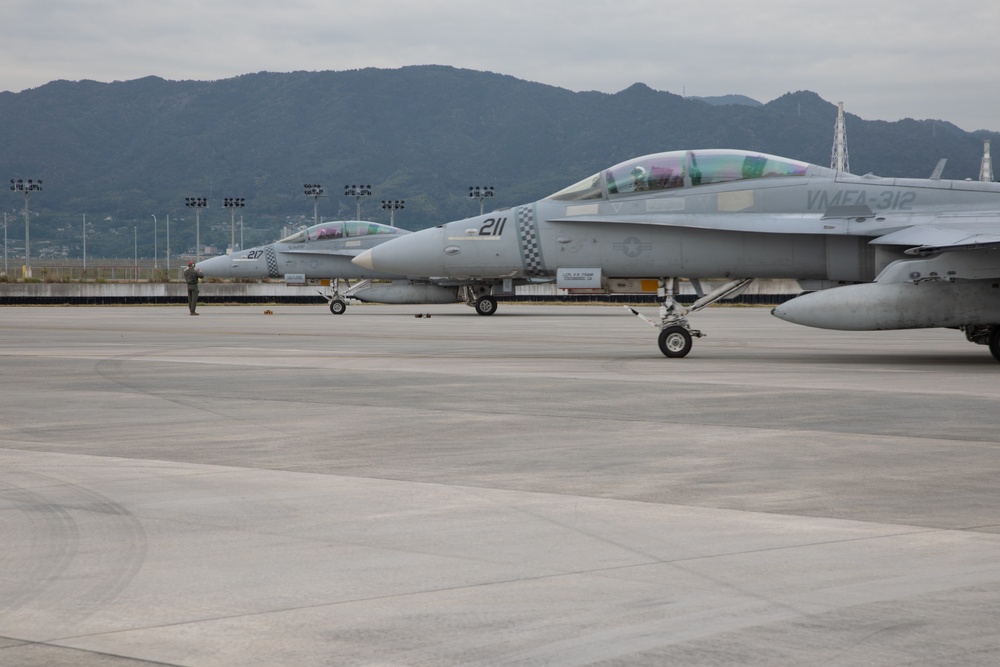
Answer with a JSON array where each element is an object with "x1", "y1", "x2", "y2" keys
[
  {"x1": 353, "y1": 149, "x2": 1000, "y2": 360},
  {"x1": 196, "y1": 220, "x2": 506, "y2": 315}
]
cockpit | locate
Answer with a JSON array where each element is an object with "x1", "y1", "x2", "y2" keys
[
  {"x1": 279, "y1": 221, "x2": 404, "y2": 244},
  {"x1": 546, "y1": 149, "x2": 811, "y2": 201}
]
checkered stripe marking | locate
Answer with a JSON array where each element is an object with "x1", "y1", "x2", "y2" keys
[
  {"x1": 516, "y1": 205, "x2": 546, "y2": 276},
  {"x1": 265, "y1": 245, "x2": 279, "y2": 278}
]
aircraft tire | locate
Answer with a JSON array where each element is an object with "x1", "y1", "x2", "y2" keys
[
  {"x1": 658, "y1": 326, "x2": 692, "y2": 358},
  {"x1": 989, "y1": 326, "x2": 1000, "y2": 362},
  {"x1": 329, "y1": 299, "x2": 348, "y2": 315},
  {"x1": 475, "y1": 296, "x2": 498, "y2": 316}
]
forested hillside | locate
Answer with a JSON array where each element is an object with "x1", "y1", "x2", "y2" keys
[{"x1": 1, "y1": 65, "x2": 996, "y2": 259}]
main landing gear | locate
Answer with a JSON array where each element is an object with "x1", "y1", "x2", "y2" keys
[
  {"x1": 626, "y1": 277, "x2": 754, "y2": 358},
  {"x1": 962, "y1": 324, "x2": 1000, "y2": 362}
]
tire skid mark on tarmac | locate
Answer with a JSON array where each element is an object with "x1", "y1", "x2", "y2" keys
[
  {"x1": 95, "y1": 354, "x2": 198, "y2": 410},
  {"x1": 0, "y1": 470, "x2": 148, "y2": 624},
  {"x1": 0, "y1": 483, "x2": 80, "y2": 615},
  {"x1": 95, "y1": 353, "x2": 249, "y2": 422}
]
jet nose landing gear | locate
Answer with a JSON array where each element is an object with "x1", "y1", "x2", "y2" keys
[
  {"x1": 658, "y1": 326, "x2": 694, "y2": 357},
  {"x1": 319, "y1": 278, "x2": 375, "y2": 315},
  {"x1": 474, "y1": 295, "x2": 497, "y2": 316},
  {"x1": 625, "y1": 277, "x2": 753, "y2": 358},
  {"x1": 462, "y1": 286, "x2": 499, "y2": 316}
]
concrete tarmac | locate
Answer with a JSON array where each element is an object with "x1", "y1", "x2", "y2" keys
[{"x1": 2, "y1": 303, "x2": 999, "y2": 666}]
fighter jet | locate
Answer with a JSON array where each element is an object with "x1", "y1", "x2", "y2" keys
[
  {"x1": 353, "y1": 149, "x2": 1000, "y2": 360},
  {"x1": 196, "y1": 220, "x2": 509, "y2": 315}
]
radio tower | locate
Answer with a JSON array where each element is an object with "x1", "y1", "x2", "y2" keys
[
  {"x1": 979, "y1": 139, "x2": 993, "y2": 182},
  {"x1": 830, "y1": 101, "x2": 850, "y2": 173}
]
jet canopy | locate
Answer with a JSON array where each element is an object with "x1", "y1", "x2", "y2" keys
[
  {"x1": 546, "y1": 149, "x2": 812, "y2": 201},
  {"x1": 279, "y1": 220, "x2": 404, "y2": 244}
]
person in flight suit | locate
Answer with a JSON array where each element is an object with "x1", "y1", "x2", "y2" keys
[{"x1": 183, "y1": 261, "x2": 204, "y2": 315}]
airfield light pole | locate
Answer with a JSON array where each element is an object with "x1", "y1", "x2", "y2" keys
[
  {"x1": 344, "y1": 184, "x2": 372, "y2": 220},
  {"x1": 185, "y1": 197, "x2": 207, "y2": 263},
  {"x1": 223, "y1": 197, "x2": 245, "y2": 253},
  {"x1": 82, "y1": 214, "x2": 87, "y2": 272},
  {"x1": 469, "y1": 185, "x2": 494, "y2": 215},
  {"x1": 151, "y1": 214, "x2": 158, "y2": 268},
  {"x1": 10, "y1": 178, "x2": 42, "y2": 278},
  {"x1": 303, "y1": 184, "x2": 324, "y2": 226},
  {"x1": 3, "y1": 212, "x2": 7, "y2": 275},
  {"x1": 166, "y1": 214, "x2": 170, "y2": 271},
  {"x1": 380, "y1": 200, "x2": 404, "y2": 225}
]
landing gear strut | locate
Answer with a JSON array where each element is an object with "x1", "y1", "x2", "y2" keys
[{"x1": 626, "y1": 277, "x2": 754, "y2": 358}]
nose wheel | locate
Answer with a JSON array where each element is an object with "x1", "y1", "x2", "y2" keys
[
  {"x1": 329, "y1": 298, "x2": 348, "y2": 315},
  {"x1": 658, "y1": 326, "x2": 693, "y2": 357},
  {"x1": 475, "y1": 296, "x2": 497, "y2": 316},
  {"x1": 626, "y1": 277, "x2": 753, "y2": 358}
]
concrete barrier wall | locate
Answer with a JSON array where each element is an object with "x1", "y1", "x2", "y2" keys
[
  {"x1": 0, "y1": 279, "x2": 802, "y2": 304},
  {"x1": 0, "y1": 282, "x2": 317, "y2": 299}
]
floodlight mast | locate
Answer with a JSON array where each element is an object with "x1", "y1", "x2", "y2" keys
[
  {"x1": 303, "y1": 184, "x2": 324, "y2": 226},
  {"x1": 380, "y1": 199, "x2": 404, "y2": 225},
  {"x1": 830, "y1": 102, "x2": 850, "y2": 174},
  {"x1": 344, "y1": 184, "x2": 372, "y2": 220},
  {"x1": 469, "y1": 185, "x2": 494, "y2": 215},
  {"x1": 223, "y1": 197, "x2": 245, "y2": 253},
  {"x1": 9, "y1": 178, "x2": 42, "y2": 278},
  {"x1": 184, "y1": 197, "x2": 208, "y2": 263},
  {"x1": 980, "y1": 140, "x2": 994, "y2": 183}
]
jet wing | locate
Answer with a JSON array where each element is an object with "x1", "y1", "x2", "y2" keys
[{"x1": 870, "y1": 217, "x2": 1000, "y2": 255}]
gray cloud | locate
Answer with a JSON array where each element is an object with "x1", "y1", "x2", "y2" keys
[{"x1": 3, "y1": 0, "x2": 999, "y2": 131}]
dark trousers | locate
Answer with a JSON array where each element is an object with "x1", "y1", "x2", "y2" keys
[{"x1": 187, "y1": 286, "x2": 199, "y2": 313}]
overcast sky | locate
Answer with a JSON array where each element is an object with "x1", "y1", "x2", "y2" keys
[{"x1": 3, "y1": 0, "x2": 999, "y2": 132}]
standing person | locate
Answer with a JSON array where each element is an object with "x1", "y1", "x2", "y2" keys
[{"x1": 183, "y1": 261, "x2": 204, "y2": 315}]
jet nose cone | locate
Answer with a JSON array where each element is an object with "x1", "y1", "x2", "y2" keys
[
  {"x1": 352, "y1": 228, "x2": 445, "y2": 276},
  {"x1": 196, "y1": 254, "x2": 233, "y2": 277},
  {"x1": 353, "y1": 249, "x2": 376, "y2": 271}
]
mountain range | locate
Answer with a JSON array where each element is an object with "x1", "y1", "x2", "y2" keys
[{"x1": 2, "y1": 65, "x2": 997, "y2": 259}]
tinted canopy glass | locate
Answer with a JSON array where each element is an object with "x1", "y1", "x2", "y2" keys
[
  {"x1": 546, "y1": 150, "x2": 812, "y2": 201},
  {"x1": 279, "y1": 221, "x2": 402, "y2": 243}
]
